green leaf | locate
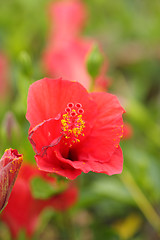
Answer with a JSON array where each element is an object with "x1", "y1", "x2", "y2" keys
[
  {"x1": 92, "y1": 222, "x2": 120, "y2": 240},
  {"x1": 86, "y1": 43, "x2": 104, "y2": 79},
  {"x1": 127, "y1": 100, "x2": 160, "y2": 148},
  {"x1": 91, "y1": 177, "x2": 134, "y2": 205},
  {"x1": 30, "y1": 177, "x2": 67, "y2": 200}
]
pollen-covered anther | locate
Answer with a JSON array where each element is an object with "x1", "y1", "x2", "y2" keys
[{"x1": 61, "y1": 103, "x2": 85, "y2": 145}]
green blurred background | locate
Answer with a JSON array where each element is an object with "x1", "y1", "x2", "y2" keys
[{"x1": 0, "y1": 0, "x2": 160, "y2": 239}]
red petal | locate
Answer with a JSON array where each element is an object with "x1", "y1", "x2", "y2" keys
[
  {"x1": 49, "y1": 1, "x2": 86, "y2": 39},
  {"x1": 28, "y1": 117, "x2": 82, "y2": 179},
  {"x1": 28, "y1": 117, "x2": 62, "y2": 157},
  {"x1": 43, "y1": 40, "x2": 92, "y2": 89},
  {"x1": 68, "y1": 146, "x2": 123, "y2": 175},
  {"x1": 48, "y1": 185, "x2": 78, "y2": 211},
  {"x1": 35, "y1": 151, "x2": 82, "y2": 180},
  {"x1": 26, "y1": 78, "x2": 96, "y2": 130},
  {"x1": 74, "y1": 92, "x2": 125, "y2": 166}
]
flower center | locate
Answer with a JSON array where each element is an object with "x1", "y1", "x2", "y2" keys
[{"x1": 61, "y1": 102, "x2": 85, "y2": 147}]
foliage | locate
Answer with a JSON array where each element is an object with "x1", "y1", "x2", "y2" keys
[{"x1": 0, "y1": 0, "x2": 160, "y2": 239}]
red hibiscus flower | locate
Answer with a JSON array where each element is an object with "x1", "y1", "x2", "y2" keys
[
  {"x1": 1, "y1": 163, "x2": 78, "y2": 239},
  {"x1": 0, "y1": 148, "x2": 23, "y2": 212},
  {"x1": 42, "y1": 0, "x2": 110, "y2": 91},
  {"x1": 26, "y1": 78, "x2": 125, "y2": 180}
]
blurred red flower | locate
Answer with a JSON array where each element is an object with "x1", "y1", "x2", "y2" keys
[
  {"x1": 48, "y1": 0, "x2": 86, "y2": 42},
  {"x1": 0, "y1": 53, "x2": 10, "y2": 99},
  {"x1": 1, "y1": 163, "x2": 78, "y2": 239},
  {"x1": 122, "y1": 123, "x2": 133, "y2": 140},
  {"x1": 26, "y1": 78, "x2": 125, "y2": 180},
  {"x1": 42, "y1": 0, "x2": 110, "y2": 91},
  {"x1": 0, "y1": 149, "x2": 23, "y2": 212}
]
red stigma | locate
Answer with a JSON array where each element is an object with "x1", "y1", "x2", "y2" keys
[
  {"x1": 67, "y1": 103, "x2": 74, "y2": 108},
  {"x1": 65, "y1": 107, "x2": 71, "y2": 113},
  {"x1": 78, "y1": 108, "x2": 84, "y2": 115},
  {"x1": 75, "y1": 103, "x2": 82, "y2": 108},
  {"x1": 70, "y1": 111, "x2": 76, "y2": 117}
]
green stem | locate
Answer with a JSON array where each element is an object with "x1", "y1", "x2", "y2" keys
[
  {"x1": 120, "y1": 169, "x2": 160, "y2": 234},
  {"x1": 89, "y1": 77, "x2": 96, "y2": 92},
  {"x1": 59, "y1": 211, "x2": 75, "y2": 240}
]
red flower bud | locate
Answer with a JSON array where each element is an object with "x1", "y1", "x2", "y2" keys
[{"x1": 0, "y1": 148, "x2": 23, "y2": 212}]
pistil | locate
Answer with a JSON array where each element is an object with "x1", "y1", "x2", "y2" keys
[{"x1": 61, "y1": 102, "x2": 85, "y2": 147}]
